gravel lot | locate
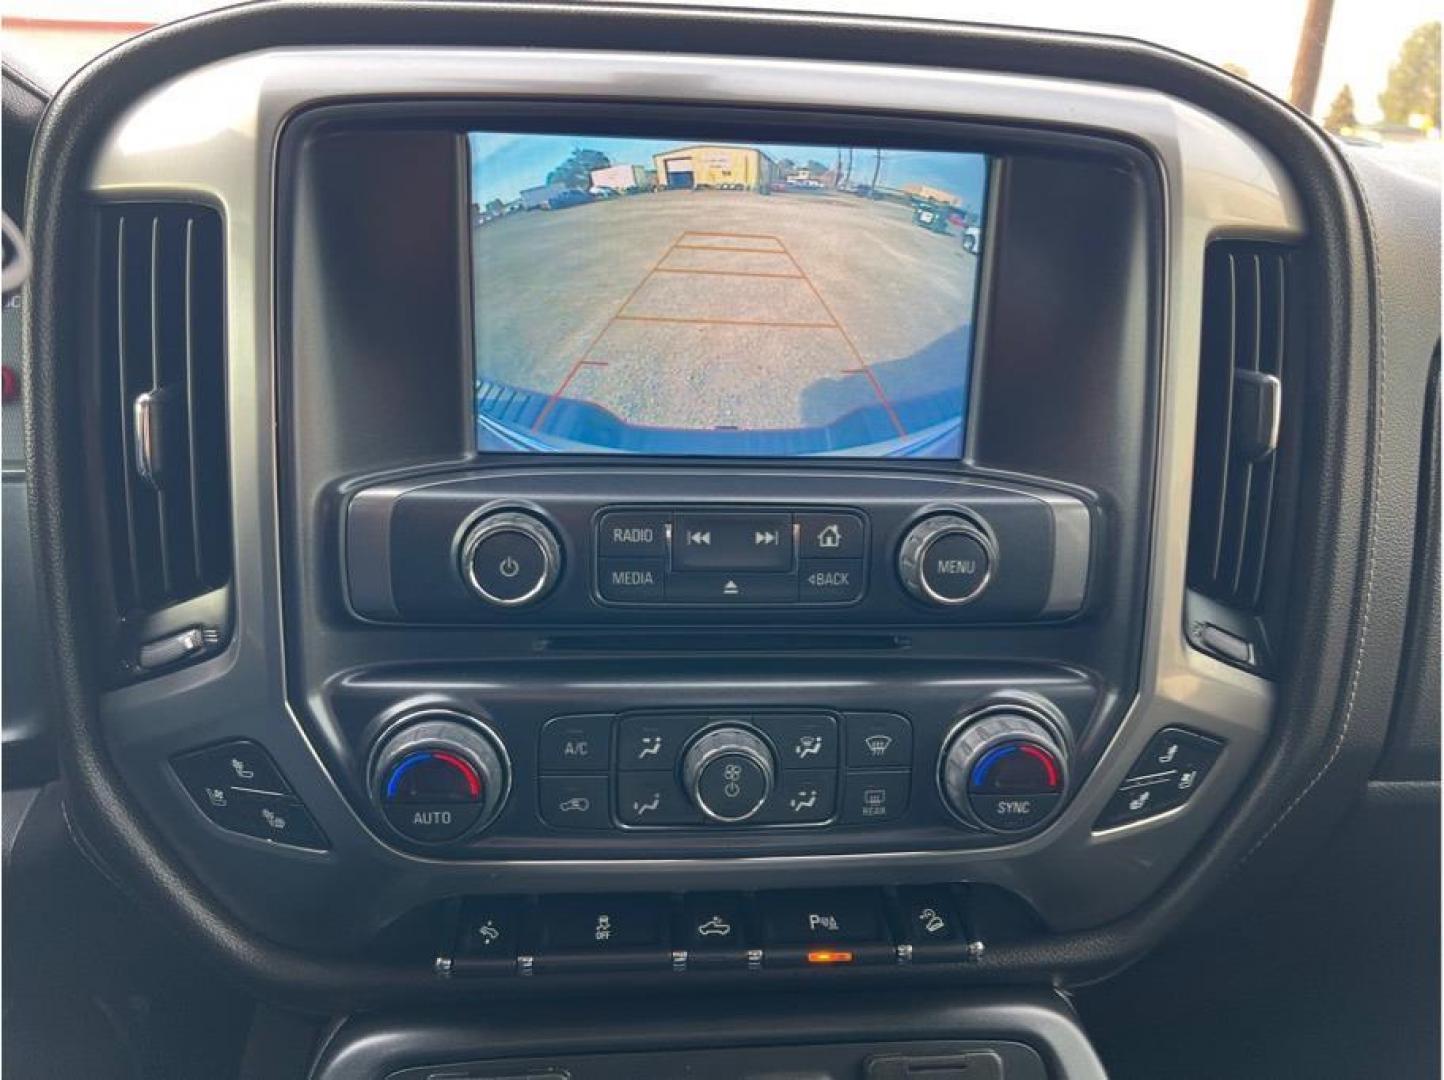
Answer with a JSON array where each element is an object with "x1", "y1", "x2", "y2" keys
[{"x1": 473, "y1": 189, "x2": 978, "y2": 432}]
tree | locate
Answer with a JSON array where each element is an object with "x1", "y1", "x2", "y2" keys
[
  {"x1": 1379, "y1": 21, "x2": 1440, "y2": 129},
  {"x1": 546, "y1": 148, "x2": 612, "y2": 190},
  {"x1": 1324, "y1": 84, "x2": 1358, "y2": 132}
]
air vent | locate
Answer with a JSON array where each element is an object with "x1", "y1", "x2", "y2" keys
[
  {"x1": 1187, "y1": 244, "x2": 1288, "y2": 610},
  {"x1": 98, "y1": 204, "x2": 230, "y2": 615}
]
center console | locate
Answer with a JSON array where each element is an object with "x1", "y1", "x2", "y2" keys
[{"x1": 78, "y1": 36, "x2": 1298, "y2": 1006}]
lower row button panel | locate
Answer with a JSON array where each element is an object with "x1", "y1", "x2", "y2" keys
[{"x1": 444, "y1": 887, "x2": 980, "y2": 977}]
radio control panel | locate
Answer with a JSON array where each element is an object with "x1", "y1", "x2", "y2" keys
[
  {"x1": 595, "y1": 508, "x2": 868, "y2": 606},
  {"x1": 344, "y1": 468, "x2": 1092, "y2": 625}
]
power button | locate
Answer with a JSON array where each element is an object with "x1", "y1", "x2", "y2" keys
[{"x1": 460, "y1": 511, "x2": 562, "y2": 607}]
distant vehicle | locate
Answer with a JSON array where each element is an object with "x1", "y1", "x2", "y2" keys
[
  {"x1": 544, "y1": 189, "x2": 593, "y2": 210},
  {"x1": 519, "y1": 180, "x2": 570, "y2": 210},
  {"x1": 588, "y1": 186, "x2": 621, "y2": 198},
  {"x1": 911, "y1": 205, "x2": 951, "y2": 233},
  {"x1": 960, "y1": 224, "x2": 982, "y2": 252}
]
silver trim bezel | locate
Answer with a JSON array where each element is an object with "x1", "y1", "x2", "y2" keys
[{"x1": 87, "y1": 48, "x2": 1302, "y2": 941}]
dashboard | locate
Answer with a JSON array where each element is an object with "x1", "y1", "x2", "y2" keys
[{"x1": 14, "y1": 4, "x2": 1440, "y2": 1077}]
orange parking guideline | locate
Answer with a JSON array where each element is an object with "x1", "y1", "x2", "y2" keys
[
  {"x1": 531, "y1": 233, "x2": 688, "y2": 430},
  {"x1": 773, "y1": 237, "x2": 906, "y2": 437},
  {"x1": 680, "y1": 229, "x2": 786, "y2": 242},
  {"x1": 672, "y1": 243, "x2": 790, "y2": 254},
  {"x1": 652, "y1": 266, "x2": 803, "y2": 280},
  {"x1": 613, "y1": 314, "x2": 836, "y2": 329},
  {"x1": 532, "y1": 229, "x2": 907, "y2": 439}
]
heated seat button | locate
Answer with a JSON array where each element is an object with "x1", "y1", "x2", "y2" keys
[
  {"x1": 1131, "y1": 727, "x2": 1225, "y2": 781},
  {"x1": 172, "y1": 739, "x2": 291, "y2": 798},
  {"x1": 796, "y1": 512, "x2": 865, "y2": 558},
  {"x1": 219, "y1": 790, "x2": 328, "y2": 850},
  {"x1": 799, "y1": 559, "x2": 864, "y2": 602},
  {"x1": 597, "y1": 559, "x2": 665, "y2": 602},
  {"x1": 172, "y1": 740, "x2": 327, "y2": 848},
  {"x1": 758, "y1": 889, "x2": 891, "y2": 966},
  {"x1": 538, "y1": 776, "x2": 611, "y2": 830},
  {"x1": 597, "y1": 511, "x2": 669, "y2": 557},
  {"x1": 672, "y1": 513, "x2": 793, "y2": 572},
  {"x1": 1096, "y1": 727, "x2": 1226, "y2": 830},
  {"x1": 538, "y1": 714, "x2": 612, "y2": 773},
  {"x1": 535, "y1": 894, "x2": 670, "y2": 972},
  {"x1": 1096, "y1": 778, "x2": 1177, "y2": 828}
]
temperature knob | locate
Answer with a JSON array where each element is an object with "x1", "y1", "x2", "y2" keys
[
  {"x1": 371, "y1": 711, "x2": 510, "y2": 843},
  {"x1": 681, "y1": 726, "x2": 776, "y2": 823},
  {"x1": 458, "y1": 510, "x2": 562, "y2": 607},
  {"x1": 939, "y1": 708, "x2": 1068, "y2": 833}
]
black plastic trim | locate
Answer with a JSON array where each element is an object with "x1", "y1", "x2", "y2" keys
[{"x1": 24, "y1": 2, "x2": 1385, "y2": 1007}]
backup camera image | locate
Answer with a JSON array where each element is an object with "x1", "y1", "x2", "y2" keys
[{"x1": 469, "y1": 132, "x2": 989, "y2": 457}]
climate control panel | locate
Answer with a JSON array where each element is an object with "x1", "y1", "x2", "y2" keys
[{"x1": 535, "y1": 711, "x2": 912, "y2": 832}]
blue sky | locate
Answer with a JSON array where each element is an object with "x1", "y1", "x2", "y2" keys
[{"x1": 468, "y1": 132, "x2": 988, "y2": 208}]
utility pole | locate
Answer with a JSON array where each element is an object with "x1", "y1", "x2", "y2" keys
[
  {"x1": 1288, "y1": 0, "x2": 1336, "y2": 116},
  {"x1": 871, "y1": 148, "x2": 882, "y2": 195}
]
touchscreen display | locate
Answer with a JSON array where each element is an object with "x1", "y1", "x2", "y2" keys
[{"x1": 469, "y1": 132, "x2": 989, "y2": 457}]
